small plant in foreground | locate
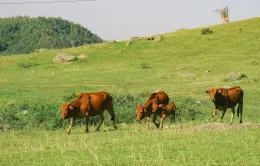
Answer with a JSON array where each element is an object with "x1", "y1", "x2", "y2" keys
[{"x1": 139, "y1": 61, "x2": 150, "y2": 69}]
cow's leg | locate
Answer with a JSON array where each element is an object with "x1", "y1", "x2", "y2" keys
[
  {"x1": 159, "y1": 114, "x2": 166, "y2": 130},
  {"x1": 230, "y1": 107, "x2": 235, "y2": 125},
  {"x1": 146, "y1": 117, "x2": 150, "y2": 129},
  {"x1": 152, "y1": 114, "x2": 159, "y2": 128},
  {"x1": 95, "y1": 114, "x2": 104, "y2": 131},
  {"x1": 212, "y1": 107, "x2": 217, "y2": 122},
  {"x1": 107, "y1": 109, "x2": 117, "y2": 129},
  {"x1": 85, "y1": 116, "x2": 90, "y2": 133},
  {"x1": 67, "y1": 117, "x2": 75, "y2": 134},
  {"x1": 220, "y1": 109, "x2": 226, "y2": 123}
]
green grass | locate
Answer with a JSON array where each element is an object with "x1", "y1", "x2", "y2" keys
[
  {"x1": 1, "y1": 17, "x2": 260, "y2": 165},
  {"x1": 0, "y1": 123, "x2": 259, "y2": 165}
]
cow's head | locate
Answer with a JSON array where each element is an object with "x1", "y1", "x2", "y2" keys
[
  {"x1": 170, "y1": 104, "x2": 177, "y2": 111},
  {"x1": 60, "y1": 102, "x2": 74, "y2": 119},
  {"x1": 205, "y1": 88, "x2": 222, "y2": 102},
  {"x1": 136, "y1": 105, "x2": 146, "y2": 121}
]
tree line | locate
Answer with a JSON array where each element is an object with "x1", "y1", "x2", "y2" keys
[{"x1": 0, "y1": 16, "x2": 103, "y2": 55}]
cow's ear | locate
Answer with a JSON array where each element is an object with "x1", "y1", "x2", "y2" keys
[
  {"x1": 217, "y1": 89, "x2": 222, "y2": 94},
  {"x1": 205, "y1": 90, "x2": 210, "y2": 94},
  {"x1": 69, "y1": 105, "x2": 73, "y2": 110}
]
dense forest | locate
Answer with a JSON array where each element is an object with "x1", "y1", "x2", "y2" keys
[{"x1": 0, "y1": 16, "x2": 103, "y2": 55}]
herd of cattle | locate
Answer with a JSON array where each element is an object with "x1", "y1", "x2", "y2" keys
[{"x1": 60, "y1": 86, "x2": 244, "y2": 134}]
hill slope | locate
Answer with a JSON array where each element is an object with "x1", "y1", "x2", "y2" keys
[
  {"x1": 0, "y1": 16, "x2": 103, "y2": 55},
  {"x1": 0, "y1": 17, "x2": 260, "y2": 129}
]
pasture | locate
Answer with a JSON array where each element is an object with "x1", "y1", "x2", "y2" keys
[{"x1": 0, "y1": 17, "x2": 260, "y2": 165}]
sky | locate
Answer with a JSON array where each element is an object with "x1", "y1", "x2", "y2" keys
[{"x1": 0, "y1": 0, "x2": 259, "y2": 41}]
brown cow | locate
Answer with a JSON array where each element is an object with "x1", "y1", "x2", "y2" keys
[
  {"x1": 136, "y1": 91, "x2": 169, "y2": 129},
  {"x1": 205, "y1": 86, "x2": 243, "y2": 124},
  {"x1": 60, "y1": 91, "x2": 117, "y2": 134},
  {"x1": 152, "y1": 97, "x2": 177, "y2": 129}
]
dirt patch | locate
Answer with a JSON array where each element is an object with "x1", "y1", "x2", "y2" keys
[
  {"x1": 166, "y1": 122, "x2": 260, "y2": 132},
  {"x1": 194, "y1": 122, "x2": 260, "y2": 131},
  {"x1": 192, "y1": 122, "x2": 260, "y2": 132}
]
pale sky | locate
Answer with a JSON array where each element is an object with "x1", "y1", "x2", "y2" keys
[{"x1": 0, "y1": 0, "x2": 259, "y2": 41}]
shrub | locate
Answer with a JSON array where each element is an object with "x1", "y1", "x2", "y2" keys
[
  {"x1": 139, "y1": 61, "x2": 150, "y2": 69},
  {"x1": 201, "y1": 28, "x2": 213, "y2": 35},
  {"x1": 0, "y1": 93, "x2": 209, "y2": 131},
  {"x1": 173, "y1": 97, "x2": 206, "y2": 122},
  {"x1": 17, "y1": 58, "x2": 38, "y2": 68},
  {"x1": 0, "y1": 100, "x2": 62, "y2": 131},
  {"x1": 61, "y1": 92, "x2": 77, "y2": 102}
]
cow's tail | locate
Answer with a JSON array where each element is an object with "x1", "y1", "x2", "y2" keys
[
  {"x1": 237, "y1": 90, "x2": 244, "y2": 123},
  {"x1": 237, "y1": 104, "x2": 240, "y2": 117},
  {"x1": 108, "y1": 107, "x2": 117, "y2": 129}
]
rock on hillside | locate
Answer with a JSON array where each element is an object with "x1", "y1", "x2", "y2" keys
[{"x1": 53, "y1": 53, "x2": 77, "y2": 63}]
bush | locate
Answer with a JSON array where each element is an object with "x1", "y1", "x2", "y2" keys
[
  {"x1": 139, "y1": 61, "x2": 151, "y2": 69},
  {"x1": 172, "y1": 97, "x2": 207, "y2": 122},
  {"x1": 0, "y1": 100, "x2": 62, "y2": 131},
  {"x1": 62, "y1": 92, "x2": 77, "y2": 102},
  {"x1": 201, "y1": 28, "x2": 213, "y2": 35},
  {"x1": 17, "y1": 58, "x2": 38, "y2": 68},
  {"x1": 0, "y1": 104, "x2": 28, "y2": 130},
  {"x1": 113, "y1": 94, "x2": 139, "y2": 124},
  {"x1": 0, "y1": 93, "x2": 209, "y2": 131}
]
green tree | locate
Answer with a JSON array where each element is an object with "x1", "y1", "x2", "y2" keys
[{"x1": 0, "y1": 16, "x2": 103, "y2": 55}]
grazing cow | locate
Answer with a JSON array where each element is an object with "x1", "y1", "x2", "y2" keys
[
  {"x1": 60, "y1": 91, "x2": 117, "y2": 134},
  {"x1": 136, "y1": 91, "x2": 169, "y2": 129},
  {"x1": 152, "y1": 97, "x2": 177, "y2": 129},
  {"x1": 205, "y1": 86, "x2": 243, "y2": 124}
]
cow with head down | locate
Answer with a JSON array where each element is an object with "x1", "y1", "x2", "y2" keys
[
  {"x1": 205, "y1": 86, "x2": 243, "y2": 124},
  {"x1": 136, "y1": 91, "x2": 169, "y2": 129},
  {"x1": 60, "y1": 91, "x2": 117, "y2": 134}
]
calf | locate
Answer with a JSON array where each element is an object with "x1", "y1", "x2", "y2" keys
[
  {"x1": 152, "y1": 97, "x2": 177, "y2": 129},
  {"x1": 205, "y1": 86, "x2": 243, "y2": 124}
]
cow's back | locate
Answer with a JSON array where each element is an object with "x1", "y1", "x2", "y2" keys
[
  {"x1": 227, "y1": 86, "x2": 243, "y2": 105},
  {"x1": 88, "y1": 91, "x2": 113, "y2": 111},
  {"x1": 155, "y1": 91, "x2": 169, "y2": 105},
  {"x1": 145, "y1": 91, "x2": 169, "y2": 108}
]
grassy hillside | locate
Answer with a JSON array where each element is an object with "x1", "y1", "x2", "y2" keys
[{"x1": 0, "y1": 17, "x2": 260, "y2": 165}]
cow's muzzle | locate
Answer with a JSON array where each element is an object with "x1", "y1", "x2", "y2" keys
[{"x1": 211, "y1": 99, "x2": 215, "y2": 102}]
